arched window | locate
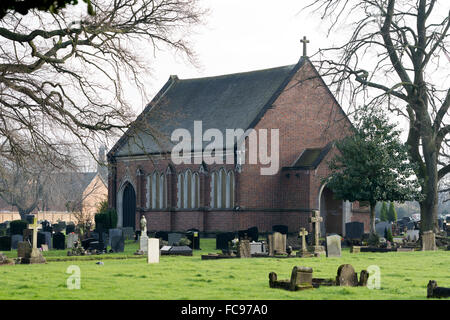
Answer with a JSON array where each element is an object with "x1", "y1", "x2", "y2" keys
[
  {"x1": 159, "y1": 173, "x2": 166, "y2": 209},
  {"x1": 210, "y1": 168, "x2": 235, "y2": 209},
  {"x1": 146, "y1": 171, "x2": 166, "y2": 209},
  {"x1": 177, "y1": 173, "x2": 184, "y2": 208},
  {"x1": 177, "y1": 170, "x2": 200, "y2": 209}
]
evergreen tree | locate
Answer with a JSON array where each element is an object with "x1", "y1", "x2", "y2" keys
[
  {"x1": 380, "y1": 202, "x2": 389, "y2": 222},
  {"x1": 325, "y1": 107, "x2": 422, "y2": 234},
  {"x1": 388, "y1": 202, "x2": 398, "y2": 223}
]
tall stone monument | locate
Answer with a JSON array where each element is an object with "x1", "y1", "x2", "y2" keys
[
  {"x1": 19, "y1": 215, "x2": 46, "y2": 264},
  {"x1": 310, "y1": 210, "x2": 325, "y2": 255}
]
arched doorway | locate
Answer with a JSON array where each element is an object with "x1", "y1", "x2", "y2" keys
[
  {"x1": 319, "y1": 186, "x2": 343, "y2": 235},
  {"x1": 122, "y1": 182, "x2": 136, "y2": 229}
]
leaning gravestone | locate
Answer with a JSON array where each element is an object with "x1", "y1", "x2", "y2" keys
[
  {"x1": 326, "y1": 234, "x2": 342, "y2": 258},
  {"x1": 0, "y1": 236, "x2": 11, "y2": 251},
  {"x1": 336, "y1": 264, "x2": 359, "y2": 287},
  {"x1": 168, "y1": 233, "x2": 183, "y2": 246},
  {"x1": 53, "y1": 232, "x2": 66, "y2": 250},
  {"x1": 11, "y1": 234, "x2": 23, "y2": 250},
  {"x1": 147, "y1": 238, "x2": 160, "y2": 264}
]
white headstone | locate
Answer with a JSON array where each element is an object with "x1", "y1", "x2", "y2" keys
[
  {"x1": 140, "y1": 233, "x2": 149, "y2": 253},
  {"x1": 147, "y1": 238, "x2": 160, "y2": 264}
]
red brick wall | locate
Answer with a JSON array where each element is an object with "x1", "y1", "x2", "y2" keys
[{"x1": 109, "y1": 59, "x2": 369, "y2": 233}]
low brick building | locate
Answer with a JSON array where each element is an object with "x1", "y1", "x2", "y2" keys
[{"x1": 107, "y1": 55, "x2": 370, "y2": 235}]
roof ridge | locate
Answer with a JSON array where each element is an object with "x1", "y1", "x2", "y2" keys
[{"x1": 176, "y1": 64, "x2": 297, "y2": 81}]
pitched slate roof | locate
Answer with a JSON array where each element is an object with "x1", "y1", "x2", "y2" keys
[{"x1": 110, "y1": 58, "x2": 306, "y2": 157}]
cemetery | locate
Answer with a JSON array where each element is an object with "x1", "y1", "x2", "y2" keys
[{"x1": 0, "y1": 211, "x2": 449, "y2": 300}]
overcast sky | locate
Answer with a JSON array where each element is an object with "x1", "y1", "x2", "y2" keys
[{"x1": 134, "y1": 0, "x2": 335, "y2": 112}]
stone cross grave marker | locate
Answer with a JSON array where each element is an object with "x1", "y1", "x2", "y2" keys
[
  {"x1": 309, "y1": 210, "x2": 325, "y2": 254},
  {"x1": 299, "y1": 228, "x2": 309, "y2": 256}
]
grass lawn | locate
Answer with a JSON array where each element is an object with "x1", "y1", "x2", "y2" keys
[{"x1": 0, "y1": 239, "x2": 449, "y2": 300}]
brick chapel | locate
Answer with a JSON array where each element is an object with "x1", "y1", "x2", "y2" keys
[{"x1": 107, "y1": 48, "x2": 370, "y2": 236}]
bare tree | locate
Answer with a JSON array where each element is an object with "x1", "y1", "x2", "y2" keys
[
  {"x1": 0, "y1": 0, "x2": 205, "y2": 168},
  {"x1": 306, "y1": 0, "x2": 449, "y2": 233},
  {"x1": 0, "y1": 144, "x2": 71, "y2": 219}
]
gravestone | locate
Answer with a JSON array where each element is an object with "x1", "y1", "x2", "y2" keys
[
  {"x1": 336, "y1": 264, "x2": 358, "y2": 286},
  {"x1": 186, "y1": 229, "x2": 201, "y2": 250},
  {"x1": 216, "y1": 232, "x2": 235, "y2": 250},
  {"x1": 140, "y1": 230, "x2": 149, "y2": 253},
  {"x1": 422, "y1": 231, "x2": 437, "y2": 251},
  {"x1": 57, "y1": 221, "x2": 67, "y2": 231},
  {"x1": 67, "y1": 233, "x2": 79, "y2": 249},
  {"x1": 250, "y1": 242, "x2": 264, "y2": 255},
  {"x1": 23, "y1": 229, "x2": 34, "y2": 245},
  {"x1": 154, "y1": 231, "x2": 168, "y2": 241},
  {"x1": 11, "y1": 234, "x2": 23, "y2": 250},
  {"x1": 268, "y1": 232, "x2": 287, "y2": 256},
  {"x1": 160, "y1": 246, "x2": 172, "y2": 254},
  {"x1": 297, "y1": 228, "x2": 311, "y2": 257},
  {"x1": 309, "y1": 210, "x2": 325, "y2": 255},
  {"x1": 147, "y1": 238, "x2": 160, "y2": 264},
  {"x1": 122, "y1": 227, "x2": 135, "y2": 240},
  {"x1": 41, "y1": 220, "x2": 52, "y2": 233},
  {"x1": 0, "y1": 236, "x2": 11, "y2": 251},
  {"x1": 376, "y1": 222, "x2": 392, "y2": 237},
  {"x1": 66, "y1": 224, "x2": 75, "y2": 234},
  {"x1": 345, "y1": 222, "x2": 364, "y2": 240},
  {"x1": 17, "y1": 241, "x2": 32, "y2": 259},
  {"x1": 237, "y1": 239, "x2": 251, "y2": 258},
  {"x1": 41, "y1": 232, "x2": 52, "y2": 249},
  {"x1": 272, "y1": 225, "x2": 288, "y2": 235},
  {"x1": 53, "y1": 232, "x2": 66, "y2": 250},
  {"x1": 168, "y1": 233, "x2": 183, "y2": 246},
  {"x1": 37, "y1": 232, "x2": 47, "y2": 249},
  {"x1": 406, "y1": 230, "x2": 420, "y2": 242},
  {"x1": 110, "y1": 229, "x2": 124, "y2": 252},
  {"x1": 326, "y1": 234, "x2": 342, "y2": 258}
]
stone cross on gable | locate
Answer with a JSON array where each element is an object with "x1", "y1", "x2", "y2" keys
[
  {"x1": 300, "y1": 36, "x2": 310, "y2": 57},
  {"x1": 299, "y1": 228, "x2": 308, "y2": 252},
  {"x1": 309, "y1": 210, "x2": 323, "y2": 248},
  {"x1": 27, "y1": 215, "x2": 39, "y2": 250}
]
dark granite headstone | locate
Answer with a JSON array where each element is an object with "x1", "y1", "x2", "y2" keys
[
  {"x1": 53, "y1": 232, "x2": 66, "y2": 250},
  {"x1": 66, "y1": 224, "x2": 75, "y2": 234},
  {"x1": 0, "y1": 236, "x2": 11, "y2": 251},
  {"x1": 272, "y1": 225, "x2": 288, "y2": 235},
  {"x1": 11, "y1": 234, "x2": 23, "y2": 249},
  {"x1": 110, "y1": 229, "x2": 124, "y2": 252},
  {"x1": 345, "y1": 222, "x2": 364, "y2": 240},
  {"x1": 186, "y1": 229, "x2": 200, "y2": 250},
  {"x1": 88, "y1": 241, "x2": 106, "y2": 251},
  {"x1": 216, "y1": 232, "x2": 235, "y2": 250},
  {"x1": 37, "y1": 232, "x2": 47, "y2": 248},
  {"x1": 41, "y1": 220, "x2": 52, "y2": 233},
  {"x1": 155, "y1": 231, "x2": 169, "y2": 241}
]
